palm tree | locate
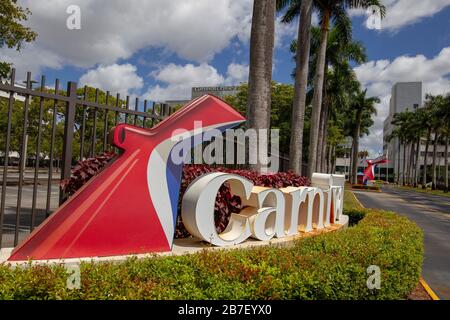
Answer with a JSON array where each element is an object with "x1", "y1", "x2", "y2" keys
[
  {"x1": 247, "y1": 0, "x2": 276, "y2": 173},
  {"x1": 404, "y1": 110, "x2": 420, "y2": 185},
  {"x1": 389, "y1": 111, "x2": 409, "y2": 185},
  {"x1": 288, "y1": 25, "x2": 367, "y2": 173},
  {"x1": 444, "y1": 94, "x2": 450, "y2": 192},
  {"x1": 433, "y1": 94, "x2": 450, "y2": 191},
  {"x1": 309, "y1": 0, "x2": 384, "y2": 178},
  {"x1": 350, "y1": 89, "x2": 379, "y2": 184},
  {"x1": 421, "y1": 95, "x2": 437, "y2": 188},
  {"x1": 324, "y1": 62, "x2": 359, "y2": 173},
  {"x1": 316, "y1": 28, "x2": 367, "y2": 173},
  {"x1": 277, "y1": 0, "x2": 313, "y2": 175},
  {"x1": 281, "y1": 0, "x2": 385, "y2": 177},
  {"x1": 386, "y1": 124, "x2": 403, "y2": 185},
  {"x1": 410, "y1": 110, "x2": 425, "y2": 187},
  {"x1": 430, "y1": 95, "x2": 447, "y2": 189}
]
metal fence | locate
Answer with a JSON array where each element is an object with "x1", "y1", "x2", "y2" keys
[{"x1": 0, "y1": 69, "x2": 170, "y2": 248}]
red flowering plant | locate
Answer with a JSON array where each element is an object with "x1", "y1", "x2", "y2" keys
[{"x1": 60, "y1": 155, "x2": 310, "y2": 238}]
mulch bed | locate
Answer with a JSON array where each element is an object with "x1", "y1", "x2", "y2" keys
[{"x1": 408, "y1": 282, "x2": 432, "y2": 300}]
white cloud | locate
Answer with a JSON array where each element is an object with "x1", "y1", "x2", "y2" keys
[
  {"x1": 0, "y1": 44, "x2": 63, "y2": 80},
  {"x1": 354, "y1": 47, "x2": 450, "y2": 157},
  {"x1": 225, "y1": 63, "x2": 249, "y2": 84},
  {"x1": 145, "y1": 62, "x2": 248, "y2": 101},
  {"x1": 351, "y1": 0, "x2": 450, "y2": 31},
  {"x1": 145, "y1": 63, "x2": 224, "y2": 101},
  {"x1": 79, "y1": 63, "x2": 143, "y2": 96},
  {"x1": 5, "y1": 0, "x2": 304, "y2": 76},
  {"x1": 275, "y1": 16, "x2": 297, "y2": 48},
  {"x1": 15, "y1": 0, "x2": 253, "y2": 70}
]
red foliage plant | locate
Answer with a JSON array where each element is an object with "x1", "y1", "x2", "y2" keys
[
  {"x1": 60, "y1": 154, "x2": 310, "y2": 238},
  {"x1": 60, "y1": 152, "x2": 117, "y2": 196}
]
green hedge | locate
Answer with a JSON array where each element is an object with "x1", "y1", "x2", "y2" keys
[
  {"x1": 0, "y1": 210, "x2": 423, "y2": 300},
  {"x1": 352, "y1": 184, "x2": 381, "y2": 191},
  {"x1": 345, "y1": 208, "x2": 368, "y2": 226}
]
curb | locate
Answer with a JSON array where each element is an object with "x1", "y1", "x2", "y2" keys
[
  {"x1": 419, "y1": 278, "x2": 440, "y2": 300},
  {"x1": 350, "y1": 191, "x2": 441, "y2": 301},
  {"x1": 350, "y1": 190, "x2": 365, "y2": 209}
]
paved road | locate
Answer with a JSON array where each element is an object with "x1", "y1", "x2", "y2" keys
[
  {"x1": 353, "y1": 186, "x2": 450, "y2": 300},
  {"x1": 0, "y1": 184, "x2": 59, "y2": 247}
]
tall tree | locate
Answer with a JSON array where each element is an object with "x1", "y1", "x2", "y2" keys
[
  {"x1": 444, "y1": 94, "x2": 450, "y2": 192},
  {"x1": 277, "y1": 0, "x2": 313, "y2": 175},
  {"x1": 247, "y1": 0, "x2": 276, "y2": 173},
  {"x1": 421, "y1": 95, "x2": 437, "y2": 188},
  {"x1": 433, "y1": 94, "x2": 450, "y2": 190},
  {"x1": 288, "y1": 27, "x2": 366, "y2": 174},
  {"x1": 411, "y1": 110, "x2": 424, "y2": 187},
  {"x1": 304, "y1": 0, "x2": 384, "y2": 178},
  {"x1": 0, "y1": 0, "x2": 37, "y2": 79},
  {"x1": 430, "y1": 95, "x2": 447, "y2": 189},
  {"x1": 350, "y1": 89, "x2": 379, "y2": 184}
]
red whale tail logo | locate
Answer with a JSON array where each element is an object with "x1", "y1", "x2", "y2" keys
[
  {"x1": 363, "y1": 156, "x2": 389, "y2": 184},
  {"x1": 8, "y1": 94, "x2": 245, "y2": 261}
]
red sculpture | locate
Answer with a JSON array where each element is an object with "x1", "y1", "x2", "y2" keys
[{"x1": 8, "y1": 94, "x2": 245, "y2": 261}]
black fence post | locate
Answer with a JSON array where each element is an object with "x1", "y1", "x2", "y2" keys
[{"x1": 59, "y1": 81, "x2": 77, "y2": 204}]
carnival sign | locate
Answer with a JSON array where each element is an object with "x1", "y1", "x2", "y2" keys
[{"x1": 7, "y1": 95, "x2": 347, "y2": 262}]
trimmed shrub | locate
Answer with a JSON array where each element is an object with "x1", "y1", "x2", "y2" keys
[
  {"x1": 352, "y1": 184, "x2": 381, "y2": 191},
  {"x1": 344, "y1": 208, "x2": 367, "y2": 227},
  {"x1": 0, "y1": 210, "x2": 423, "y2": 300}
]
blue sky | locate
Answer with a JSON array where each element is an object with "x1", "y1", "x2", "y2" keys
[{"x1": 1, "y1": 0, "x2": 450, "y2": 156}]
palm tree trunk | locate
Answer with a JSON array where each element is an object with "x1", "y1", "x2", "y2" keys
[
  {"x1": 414, "y1": 137, "x2": 420, "y2": 188},
  {"x1": 288, "y1": 0, "x2": 312, "y2": 175},
  {"x1": 349, "y1": 144, "x2": 353, "y2": 182},
  {"x1": 408, "y1": 142, "x2": 415, "y2": 185},
  {"x1": 445, "y1": 134, "x2": 449, "y2": 192},
  {"x1": 317, "y1": 106, "x2": 325, "y2": 172},
  {"x1": 432, "y1": 132, "x2": 439, "y2": 190},
  {"x1": 422, "y1": 128, "x2": 431, "y2": 189},
  {"x1": 332, "y1": 144, "x2": 336, "y2": 174},
  {"x1": 402, "y1": 141, "x2": 406, "y2": 186},
  {"x1": 327, "y1": 144, "x2": 332, "y2": 173},
  {"x1": 317, "y1": 68, "x2": 329, "y2": 172},
  {"x1": 351, "y1": 111, "x2": 362, "y2": 185},
  {"x1": 396, "y1": 139, "x2": 400, "y2": 185},
  {"x1": 307, "y1": 11, "x2": 330, "y2": 178},
  {"x1": 247, "y1": 0, "x2": 276, "y2": 173},
  {"x1": 320, "y1": 112, "x2": 329, "y2": 173}
]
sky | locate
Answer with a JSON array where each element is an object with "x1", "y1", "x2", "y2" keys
[{"x1": 1, "y1": 0, "x2": 450, "y2": 157}]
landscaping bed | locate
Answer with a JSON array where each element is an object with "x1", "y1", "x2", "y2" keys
[
  {"x1": 351, "y1": 184, "x2": 381, "y2": 192},
  {"x1": 0, "y1": 209, "x2": 423, "y2": 300},
  {"x1": 396, "y1": 185, "x2": 450, "y2": 199}
]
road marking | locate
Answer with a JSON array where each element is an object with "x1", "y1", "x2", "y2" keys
[{"x1": 420, "y1": 278, "x2": 440, "y2": 300}]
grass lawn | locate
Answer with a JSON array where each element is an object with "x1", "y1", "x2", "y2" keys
[
  {"x1": 344, "y1": 189, "x2": 364, "y2": 211},
  {"x1": 396, "y1": 185, "x2": 450, "y2": 199}
]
